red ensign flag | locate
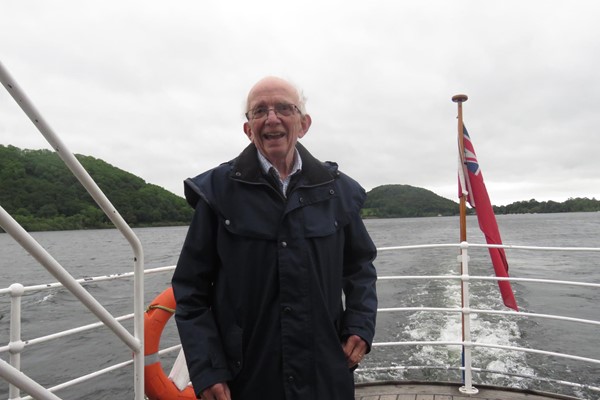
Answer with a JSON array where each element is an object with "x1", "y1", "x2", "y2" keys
[{"x1": 459, "y1": 126, "x2": 518, "y2": 311}]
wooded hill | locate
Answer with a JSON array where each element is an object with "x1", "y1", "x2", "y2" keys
[
  {"x1": 361, "y1": 184, "x2": 460, "y2": 218},
  {"x1": 0, "y1": 145, "x2": 193, "y2": 231}
]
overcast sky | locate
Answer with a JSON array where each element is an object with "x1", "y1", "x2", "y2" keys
[{"x1": 1, "y1": 1, "x2": 599, "y2": 206}]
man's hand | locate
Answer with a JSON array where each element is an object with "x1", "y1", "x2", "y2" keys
[
  {"x1": 342, "y1": 334, "x2": 368, "y2": 368},
  {"x1": 200, "y1": 382, "x2": 231, "y2": 400}
]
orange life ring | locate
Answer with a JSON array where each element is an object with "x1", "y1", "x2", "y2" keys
[{"x1": 144, "y1": 287, "x2": 196, "y2": 400}]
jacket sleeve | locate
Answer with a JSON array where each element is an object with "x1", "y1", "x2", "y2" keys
[
  {"x1": 172, "y1": 197, "x2": 232, "y2": 396},
  {"x1": 340, "y1": 210, "x2": 378, "y2": 352}
]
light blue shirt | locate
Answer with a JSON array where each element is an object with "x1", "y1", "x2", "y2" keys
[{"x1": 257, "y1": 149, "x2": 302, "y2": 197}]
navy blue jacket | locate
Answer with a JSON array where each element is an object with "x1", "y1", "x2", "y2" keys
[{"x1": 172, "y1": 143, "x2": 377, "y2": 399}]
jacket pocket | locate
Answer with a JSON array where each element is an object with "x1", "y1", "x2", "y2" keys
[
  {"x1": 219, "y1": 214, "x2": 278, "y2": 240},
  {"x1": 223, "y1": 325, "x2": 244, "y2": 377},
  {"x1": 302, "y1": 201, "x2": 350, "y2": 238}
]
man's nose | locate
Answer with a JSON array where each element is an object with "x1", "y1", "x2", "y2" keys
[{"x1": 265, "y1": 109, "x2": 281, "y2": 122}]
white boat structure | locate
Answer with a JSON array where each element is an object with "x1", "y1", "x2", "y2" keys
[{"x1": 1, "y1": 61, "x2": 600, "y2": 400}]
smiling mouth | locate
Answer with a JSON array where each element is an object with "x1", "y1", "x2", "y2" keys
[{"x1": 263, "y1": 132, "x2": 286, "y2": 140}]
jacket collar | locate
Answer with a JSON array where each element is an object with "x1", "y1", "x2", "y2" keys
[{"x1": 231, "y1": 142, "x2": 336, "y2": 186}]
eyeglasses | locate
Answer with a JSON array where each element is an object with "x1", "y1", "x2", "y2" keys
[{"x1": 245, "y1": 103, "x2": 300, "y2": 120}]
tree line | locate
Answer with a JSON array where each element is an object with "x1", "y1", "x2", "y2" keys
[
  {"x1": 361, "y1": 184, "x2": 600, "y2": 219},
  {"x1": 1, "y1": 146, "x2": 598, "y2": 231},
  {"x1": 493, "y1": 197, "x2": 600, "y2": 214}
]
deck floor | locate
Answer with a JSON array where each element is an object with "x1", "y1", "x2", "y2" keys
[{"x1": 355, "y1": 382, "x2": 579, "y2": 400}]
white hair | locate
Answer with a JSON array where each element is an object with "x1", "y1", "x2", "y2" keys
[
  {"x1": 244, "y1": 77, "x2": 308, "y2": 116},
  {"x1": 294, "y1": 85, "x2": 308, "y2": 115}
]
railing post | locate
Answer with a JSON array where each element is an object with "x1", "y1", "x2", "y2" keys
[
  {"x1": 459, "y1": 242, "x2": 479, "y2": 395},
  {"x1": 8, "y1": 283, "x2": 25, "y2": 399}
]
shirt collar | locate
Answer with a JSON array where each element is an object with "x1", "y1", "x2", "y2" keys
[{"x1": 257, "y1": 148, "x2": 302, "y2": 178}]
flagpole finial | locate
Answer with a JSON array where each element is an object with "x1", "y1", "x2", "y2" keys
[{"x1": 452, "y1": 94, "x2": 468, "y2": 103}]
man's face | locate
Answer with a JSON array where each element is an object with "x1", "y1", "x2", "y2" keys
[{"x1": 243, "y1": 78, "x2": 311, "y2": 168}]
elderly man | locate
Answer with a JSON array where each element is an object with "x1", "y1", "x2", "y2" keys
[{"x1": 172, "y1": 76, "x2": 377, "y2": 400}]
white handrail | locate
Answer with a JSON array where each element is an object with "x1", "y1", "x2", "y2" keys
[
  {"x1": 377, "y1": 306, "x2": 600, "y2": 326},
  {"x1": 0, "y1": 265, "x2": 175, "y2": 296},
  {"x1": 379, "y1": 242, "x2": 600, "y2": 252},
  {"x1": 371, "y1": 339, "x2": 600, "y2": 364},
  {"x1": 367, "y1": 241, "x2": 600, "y2": 397},
  {"x1": 0, "y1": 60, "x2": 145, "y2": 400},
  {"x1": 1, "y1": 243, "x2": 599, "y2": 397},
  {"x1": 379, "y1": 274, "x2": 600, "y2": 288},
  {"x1": 0, "y1": 208, "x2": 138, "y2": 351},
  {"x1": 0, "y1": 265, "x2": 175, "y2": 356},
  {"x1": 0, "y1": 359, "x2": 61, "y2": 400}
]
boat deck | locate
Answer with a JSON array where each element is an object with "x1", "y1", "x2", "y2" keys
[{"x1": 355, "y1": 382, "x2": 579, "y2": 400}]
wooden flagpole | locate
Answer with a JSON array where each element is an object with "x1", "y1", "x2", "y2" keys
[
  {"x1": 453, "y1": 93, "x2": 468, "y2": 243},
  {"x1": 452, "y1": 94, "x2": 478, "y2": 394}
]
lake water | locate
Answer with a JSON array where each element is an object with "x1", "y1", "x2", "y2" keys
[{"x1": 1, "y1": 212, "x2": 599, "y2": 399}]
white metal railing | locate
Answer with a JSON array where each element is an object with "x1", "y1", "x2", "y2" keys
[
  {"x1": 0, "y1": 267, "x2": 178, "y2": 400},
  {"x1": 0, "y1": 60, "x2": 145, "y2": 399},
  {"x1": 2, "y1": 242, "x2": 599, "y2": 398},
  {"x1": 359, "y1": 242, "x2": 600, "y2": 397}
]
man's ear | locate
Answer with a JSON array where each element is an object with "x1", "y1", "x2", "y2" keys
[
  {"x1": 299, "y1": 114, "x2": 312, "y2": 139},
  {"x1": 243, "y1": 122, "x2": 253, "y2": 141}
]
